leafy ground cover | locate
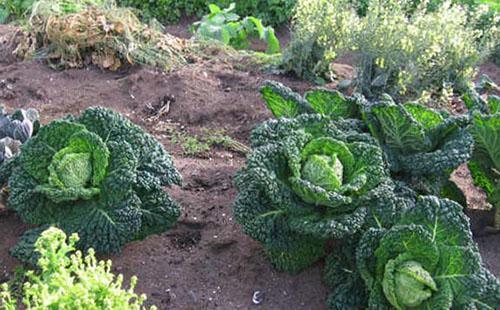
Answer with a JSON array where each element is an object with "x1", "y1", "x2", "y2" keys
[{"x1": 0, "y1": 22, "x2": 499, "y2": 308}]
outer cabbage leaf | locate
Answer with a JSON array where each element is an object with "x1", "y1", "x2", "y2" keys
[
  {"x1": 469, "y1": 112, "x2": 500, "y2": 230},
  {"x1": 356, "y1": 196, "x2": 497, "y2": 309},
  {"x1": 260, "y1": 80, "x2": 363, "y2": 120},
  {"x1": 325, "y1": 250, "x2": 368, "y2": 310},
  {"x1": 363, "y1": 100, "x2": 473, "y2": 196},
  {"x1": 260, "y1": 80, "x2": 311, "y2": 118},
  {"x1": 4, "y1": 107, "x2": 181, "y2": 259},
  {"x1": 234, "y1": 114, "x2": 399, "y2": 272},
  {"x1": 305, "y1": 88, "x2": 361, "y2": 119}
]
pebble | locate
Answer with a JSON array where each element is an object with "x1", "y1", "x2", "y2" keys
[{"x1": 252, "y1": 290, "x2": 265, "y2": 305}]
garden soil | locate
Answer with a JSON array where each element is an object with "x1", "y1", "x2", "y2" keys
[{"x1": 0, "y1": 24, "x2": 499, "y2": 309}]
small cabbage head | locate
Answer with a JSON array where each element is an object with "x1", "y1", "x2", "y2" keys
[
  {"x1": 35, "y1": 130, "x2": 109, "y2": 203},
  {"x1": 289, "y1": 136, "x2": 385, "y2": 208}
]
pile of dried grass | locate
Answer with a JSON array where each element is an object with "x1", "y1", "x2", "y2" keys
[{"x1": 14, "y1": 0, "x2": 189, "y2": 71}]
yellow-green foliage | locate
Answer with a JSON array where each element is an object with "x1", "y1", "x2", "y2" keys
[
  {"x1": 283, "y1": 0, "x2": 499, "y2": 99},
  {"x1": 356, "y1": 0, "x2": 497, "y2": 99},
  {"x1": 0, "y1": 227, "x2": 155, "y2": 309},
  {"x1": 281, "y1": 0, "x2": 359, "y2": 81}
]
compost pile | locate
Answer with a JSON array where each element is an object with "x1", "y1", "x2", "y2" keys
[{"x1": 13, "y1": 0, "x2": 188, "y2": 70}]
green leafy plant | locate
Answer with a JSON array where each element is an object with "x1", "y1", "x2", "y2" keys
[
  {"x1": 1, "y1": 227, "x2": 156, "y2": 309},
  {"x1": 261, "y1": 80, "x2": 362, "y2": 119},
  {"x1": 284, "y1": 0, "x2": 497, "y2": 99},
  {"x1": 116, "y1": 0, "x2": 295, "y2": 27},
  {"x1": 1, "y1": 107, "x2": 181, "y2": 261},
  {"x1": 234, "y1": 113, "x2": 406, "y2": 272},
  {"x1": 351, "y1": 196, "x2": 500, "y2": 309},
  {"x1": 0, "y1": 0, "x2": 35, "y2": 23},
  {"x1": 362, "y1": 98, "x2": 473, "y2": 197},
  {"x1": 193, "y1": 3, "x2": 280, "y2": 54}
]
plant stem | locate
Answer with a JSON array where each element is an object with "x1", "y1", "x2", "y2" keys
[{"x1": 260, "y1": 210, "x2": 285, "y2": 218}]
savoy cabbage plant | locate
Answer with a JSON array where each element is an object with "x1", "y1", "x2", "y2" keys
[
  {"x1": 323, "y1": 196, "x2": 500, "y2": 309},
  {"x1": 234, "y1": 113, "x2": 406, "y2": 272},
  {"x1": 1, "y1": 227, "x2": 156, "y2": 309},
  {"x1": 2, "y1": 107, "x2": 181, "y2": 260}
]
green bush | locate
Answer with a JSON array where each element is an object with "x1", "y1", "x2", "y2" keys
[
  {"x1": 281, "y1": 0, "x2": 358, "y2": 82},
  {"x1": 116, "y1": 0, "x2": 296, "y2": 27},
  {"x1": 283, "y1": 0, "x2": 498, "y2": 100},
  {"x1": 0, "y1": 0, "x2": 35, "y2": 23},
  {"x1": 193, "y1": 3, "x2": 280, "y2": 54},
  {"x1": 1, "y1": 227, "x2": 155, "y2": 309}
]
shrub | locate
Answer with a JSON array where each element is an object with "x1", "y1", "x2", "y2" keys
[
  {"x1": 233, "y1": 113, "x2": 410, "y2": 272},
  {"x1": 280, "y1": 0, "x2": 358, "y2": 82},
  {"x1": 193, "y1": 3, "x2": 280, "y2": 54},
  {"x1": 235, "y1": 0, "x2": 296, "y2": 27},
  {"x1": 0, "y1": 0, "x2": 35, "y2": 23},
  {"x1": 1, "y1": 227, "x2": 156, "y2": 309},
  {"x1": 355, "y1": 0, "x2": 495, "y2": 99},
  {"x1": 2, "y1": 107, "x2": 181, "y2": 261},
  {"x1": 283, "y1": 0, "x2": 497, "y2": 100}
]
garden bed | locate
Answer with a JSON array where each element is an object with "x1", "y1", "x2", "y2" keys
[{"x1": 0, "y1": 23, "x2": 499, "y2": 309}]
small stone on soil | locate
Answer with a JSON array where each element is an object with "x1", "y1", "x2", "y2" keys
[{"x1": 252, "y1": 291, "x2": 265, "y2": 305}]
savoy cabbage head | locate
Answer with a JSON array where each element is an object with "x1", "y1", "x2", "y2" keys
[
  {"x1": 234, "y1": 114, "x2": 405, "y2": 272},
  {"x1": 4, "y1": 107, "x2": 181, "y2": 258},
  {"x1": 354, "y1": 196, "x2": 499, "y2": 309}
]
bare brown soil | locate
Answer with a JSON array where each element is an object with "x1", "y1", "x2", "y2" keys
[{"x1": 0, "y1": 24, "x2": 498, "y2": 310}]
